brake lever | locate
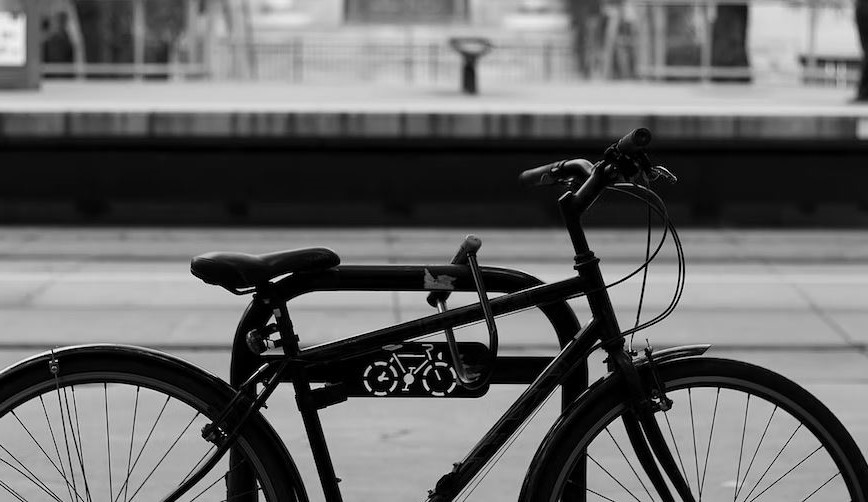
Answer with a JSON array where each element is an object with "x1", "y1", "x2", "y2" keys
[{"x1": 649, "y1": 165, "x2": 678, "y2": 184}]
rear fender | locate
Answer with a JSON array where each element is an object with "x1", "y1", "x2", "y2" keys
[{"x1": 0, "y1": 344, "x2": 310, "y2": 502}]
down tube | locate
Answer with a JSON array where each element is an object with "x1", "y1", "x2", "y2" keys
[{"x1": 429, "y1": 320, "x2": 601, "y2": 501}]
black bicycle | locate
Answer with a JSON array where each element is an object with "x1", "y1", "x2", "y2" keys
[{"x1": 0, "y1": 129, "x2": 865, "y2": 502}]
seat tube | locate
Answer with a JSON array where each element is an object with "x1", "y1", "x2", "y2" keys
[{"x1": 269, "y1": 297, "x2": 345, "y2": 502}]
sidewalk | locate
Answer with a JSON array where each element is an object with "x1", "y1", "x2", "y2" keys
[{"x1": 0, "y1": 227, "x2": 865, "y2": 354}]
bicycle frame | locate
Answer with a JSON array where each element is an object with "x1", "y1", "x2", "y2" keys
[{"x1": 208, "y1": 164, "x2": 693, "y2": 502}]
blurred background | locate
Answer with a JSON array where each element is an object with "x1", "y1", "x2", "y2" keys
[
  {"x1": 0, "y1": 1, "x2": 867, "y2": 501},
  {"x1": 0, "y1": 0, "x2": 866, "y2": 226}
]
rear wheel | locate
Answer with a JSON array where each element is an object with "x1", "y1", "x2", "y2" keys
[
  {"x1": 0, "y1": 347, "x2": 298, "y2": 501},
  {"x1": 523, "y1": 358, "x2": 868, "y2": 501}
]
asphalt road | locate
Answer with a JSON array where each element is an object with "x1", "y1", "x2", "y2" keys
[{"x1": 0, "y1": 227, "x2": 865, "y2": 501}]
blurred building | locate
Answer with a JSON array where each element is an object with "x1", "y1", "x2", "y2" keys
[
  {"x1": 221, "y1": 0, "x2": 578, "y2": 83},
  {"x1": 37, "y1": 0, "x2": 863, "y2": 87}
]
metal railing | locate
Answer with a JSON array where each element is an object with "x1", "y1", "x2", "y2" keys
[
  {"x1": 208, "y1": 37, "x2": 579, "y2": 84},
  {"x1": 39, "y1": 0, "x2": 861, "y2": 86}
]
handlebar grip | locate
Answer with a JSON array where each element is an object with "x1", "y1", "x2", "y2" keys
[
  {"x1": 519, "y1": 161, "x2": 565, "y2": 187},
  {"x1": 426, "y1": 235, "x2": 482, "y2": 307},
  {"x1": 447, "y1": 235, "x2": 482, "y2": 266},
  {"x1": 615, "y1": 128, "x2": 652, "y2": 155}
]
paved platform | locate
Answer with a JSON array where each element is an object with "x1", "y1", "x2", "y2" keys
[
  {"x1": 0, "y1": 227, "x2": 865, "y2": 353},
  {"x1": 3, "y1": 82, "x2": 868, "y2": 141},
  {"x1": 0, "y1": 227, "x2": 865, "y2": 501}
]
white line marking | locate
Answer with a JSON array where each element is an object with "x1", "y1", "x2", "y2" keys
[{"x1": 0, "y1": 272, "x2": 865, "y2": 285}]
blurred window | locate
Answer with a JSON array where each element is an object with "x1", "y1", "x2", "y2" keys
[{"x1": 345, "y1": 0, "x2": 468, "y2": 24}]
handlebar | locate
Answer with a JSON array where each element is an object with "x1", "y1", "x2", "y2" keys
[
  {"x1": 518, "y1": 159, "x2": 596, "y2": 188},
  {"x1": 615, "y1": 127, "x2": 652, "y2": 156},
  {"x1": 518, "y1": 127, "x2": 655, "y2": 188}
]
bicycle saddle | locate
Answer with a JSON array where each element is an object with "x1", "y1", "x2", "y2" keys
[{"x1": 190, "y1": 248, "x2": 340, "y2": 292}]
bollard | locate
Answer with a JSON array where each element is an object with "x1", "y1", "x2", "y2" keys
[{"x1": 449, "y1": 37, "x2": 493, "y2": 95}]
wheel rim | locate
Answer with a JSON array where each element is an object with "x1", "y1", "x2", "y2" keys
[
  {"x1": 554, "y1": 375, "x2": 862, "y2": 501},
  {"x1": 0, "y1": 372, "x2": 279, "y2": 502}
]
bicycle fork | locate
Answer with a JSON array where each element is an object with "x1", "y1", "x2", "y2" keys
[{"x1": 609, "y1": 348, "x2": 696, "y2": 502}]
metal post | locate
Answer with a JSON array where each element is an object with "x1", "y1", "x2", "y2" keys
[
  {"x1": 806, "y1": 0, "x2": 819, "y2": 82},
  {"x1": 183, "y1": 0, "x2": 197, "y2": 79},
  {"x1": 132, "y1": 0, "x2": 146, "y2": 80},
  {"x1": 292, "y1": 38, "x2": 303, "y2": 83},
  {"x1": 543, "y1": 42, "x2": 553, "y2": 81},
  {"x1": 700, "y1": 0, "x2": 714, "y2": 82},
  {"x1": 429, "y1": 42, "x2": 439, "y2": 83},
  {"x1": 652, "y1": 2, "x2": 666, "y2": 80}
]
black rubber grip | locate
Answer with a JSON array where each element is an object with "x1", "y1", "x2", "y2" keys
[
  {"x1": 448, "y1": 235, "x2": 482, "y2": 265},
  {"x1": 615, "y1": 128, "x2": 652, "y2": 155},
  {"x1": 519, "y1": 161, "x2": 565, "y2": 187},
  {"x1": 426, "y1": 235, "x2": 482, "y2": 307}
]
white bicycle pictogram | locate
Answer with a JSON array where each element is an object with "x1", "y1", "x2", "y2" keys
[{"x1": 362, "y1": 344, "x2": 458, "y2": 397}]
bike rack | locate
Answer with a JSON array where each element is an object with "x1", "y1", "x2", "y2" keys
[{"x1": 228, "y1": 264, "x2": 587, "y2": 493}]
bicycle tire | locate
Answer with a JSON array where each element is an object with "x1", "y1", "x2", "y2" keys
[
  {"x1": 521, "y1": 357, "x2": 868, "y2": 501},
  {"x1": 0, "y1": 345, "x2": 304, "y2": 502}
]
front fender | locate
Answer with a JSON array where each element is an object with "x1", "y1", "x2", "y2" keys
[{"x1": 519, "y1": 344, "x2": 710, "y2": 501}]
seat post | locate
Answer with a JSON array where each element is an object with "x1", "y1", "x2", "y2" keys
[{"x1": 261, "y1": 288, "x2": 345, "y2": 502}]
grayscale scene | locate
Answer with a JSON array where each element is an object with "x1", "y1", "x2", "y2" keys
[{"x1": 0, "y1": 0, "x2": 867, "y2": 501}]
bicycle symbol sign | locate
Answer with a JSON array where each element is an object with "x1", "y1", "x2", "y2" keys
[{"x1": 362, "y1": 344, "x2": 458, "y2": 397}]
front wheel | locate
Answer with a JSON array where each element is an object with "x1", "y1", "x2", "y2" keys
[{"x1": 522, "y1": 357, "x2": 868, "y2": 501}]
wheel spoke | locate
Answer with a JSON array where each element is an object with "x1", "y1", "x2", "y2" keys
[
  {"x1": 189, "y1": 456, "x2": 253, "y2": 502},
  {"x1": 740, "y1": 423, "x2": 803, "y2": 502},
  {"x1": 116, "y1": 386, "x2": 140, "y2": 502},
  {"x1": 0, "y1": 450, "x2": 66, "y2": 502},
  {"x1": 587, "y1": 453, "x2": 645, "y2": 502},
  {"x1": 587, "y1": 487, "x2": 621, "y2": 502},
  {"x1": 800, "y1": 472, "x2": 841, "y2": 502},
  {"x1": 127, "y1": 411, "x2": 202, "y2": 502},
  {"x1": 661, "y1": 407, "x2": 692, "y2": 493},
  {"x1": 223, "y1": 486, "x2": 265, "y2": 502},
  {"x1": 121, "y1": 394, "x2": 172, "y2": 489},
  {"x1": 12, "y1": 410, "x2": 72, "y2": 485},
  {"x1": 182, "y1": 445, "x2": 218, "y2": 484},
  {"x1": 0, "y1": 476, "x2": 28, "y2": 502},
  {"x1": 604, "y1": 427, "x2": 654, "y2": 501},
  {"x1": 698, "y1": 388, "x2": 720, "y2": 496},
  {"x1": 733, "y1": 394, "x2": 751, "y2": 502},
  {"x1": 56, "y1": 378, "x2": 80, "y2": 501},
  {"x1": 40, "y1": 394, "x2": 75, "y2": 502},
  {"x1": 105, "y1": 383, "x2": 113, "y2": 502},
  {"x1": 70, "y1": 387, "x2": 94, "y2": 502},
  {"x1": 688, "y1": 388, "x2": 700, "y2": 498},
  {"x1": 735, "y1": 405, "x2": 777, "y2": 501},
  {"x1": 747, "y1": 445, "x2": 822, "y2": 502}
]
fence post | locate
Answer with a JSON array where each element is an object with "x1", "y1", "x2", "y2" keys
[
  {"x1": 700, "y1": 1, "x2": 714, "y2": 82},
  {"x1": 429, "y1": 42, "x2": 439, "y2": 83},
  {"x1": 132, "y1": 0, "x2": 146, "y2": 79},
  {"x1": 292, "y1": 38, "x2": 303, "y2": 83},
  {"x1": 543, "y1": 42, "x2": 553, "y2": 81},
  {"x1": 806, "y1": 0, "x2": 819, "y2": 82},
  {"x1": 652, "y1": 2, "x2": 666, "y2": 80},
  {"x1": 405, "y1": 41, "x2": 414, "y2": 83}
]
